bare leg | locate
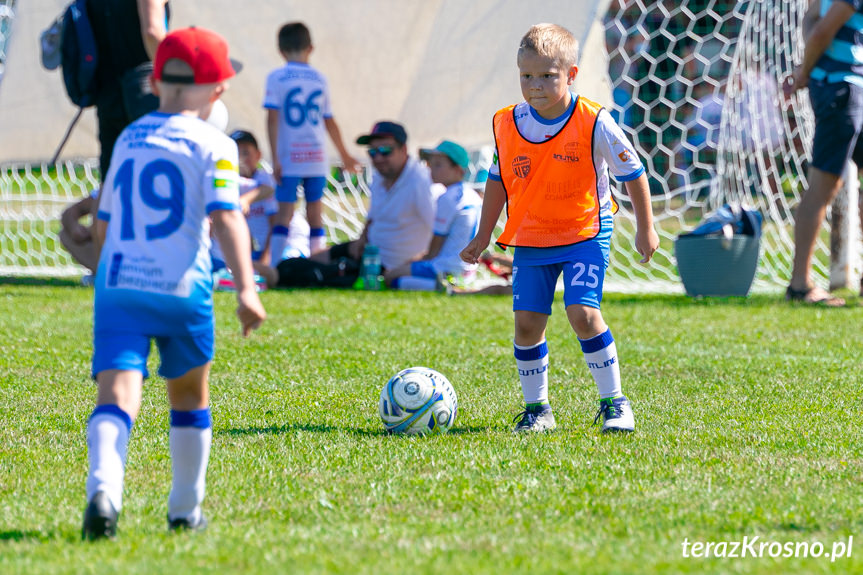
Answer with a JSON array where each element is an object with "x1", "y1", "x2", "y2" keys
[
  {"x1": 96, "y1": 369, "x2": 144, "y2": 419},
  {"x1": 514, "y1": 310, "x2": 548, "y2": 347},
  {"x1": 565, "y1": 304, "x2": 607, "y2": 340},
  {"x1": 790, "y1": 166, "x2": 843, "y2": 292},
  {"x1": 167, "y1": 363, "x2": 210, "y2": 411}
]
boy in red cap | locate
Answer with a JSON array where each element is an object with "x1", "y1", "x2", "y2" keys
[{"x1": 82, "y1": 27, "x2": 266, "y2": 540}]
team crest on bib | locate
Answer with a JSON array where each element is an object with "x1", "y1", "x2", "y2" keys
[{"x1": 512, "y1": 156, "x2": 531, "y2": 178}]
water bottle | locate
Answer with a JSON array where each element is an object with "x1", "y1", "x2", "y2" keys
[{"x1": 361, "y1": 244, "x2": 382, "y2": 290}]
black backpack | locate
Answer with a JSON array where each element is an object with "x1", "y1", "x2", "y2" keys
[
  {"x1": 60, "y1": 0, "x2": 99, "y2": 107},
  {"x1": 275, "y1": 257, "x2": 360, "y2": 288}
]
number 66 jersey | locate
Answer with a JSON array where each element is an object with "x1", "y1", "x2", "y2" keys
[
  {"x1": 263, "y1": 61, "x2": 332, "y2": 178},
  {"x1": 95, "y1": 112, "x2": 241, "y2": 336}
]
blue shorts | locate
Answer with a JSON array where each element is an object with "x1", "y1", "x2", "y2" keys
[
  {"x1": 809, "y1": 81, "x2": 863, "y2": 175},
  {"x1": 512, "y1": 239, "x2": 609, "y2": 314},
  {"x1": 276, "y1": 176, "x2": 327, "y2": 203},
  {"x1": 92, "y1": 330, "x2": 214, "y2": 380},
  {"x1": 410, "y1": 261, "x2": 437, "y2": 278}
]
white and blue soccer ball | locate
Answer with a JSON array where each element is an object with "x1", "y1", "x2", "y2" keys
[{"x1": 379, "y1": 367, "x2": 458, "y2": 435}]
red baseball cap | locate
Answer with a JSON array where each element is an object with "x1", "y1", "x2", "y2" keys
[{"x1": 153, "y1": 27, "x2": 242, "y2": 85}]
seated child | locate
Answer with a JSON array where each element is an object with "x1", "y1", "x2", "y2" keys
[
  {"x1": 211, "y1": 130, "x2": 310, "y2": 275},
  {"x1": 383, "y1": 140, "x2": 482, "y2": 291}
]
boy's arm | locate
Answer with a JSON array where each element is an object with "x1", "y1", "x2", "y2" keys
[
  {"x1": 239, "y1": 184, "x2": 275, "y2": 214},
  {"x1": 460, "y1": 179, "x2": 506, "y2": 264},
  {"x1": 61, "y1": 196, "x2": 96, "y2": 243},
  {"x1": 623, "y1": 173, "x2": 659, "y2": 263},
  {"x1": 211, "y1": 209, "x2": 266, "y2": 336},
  {"x1": 93, "y1": 186, "x2": 111, "y2": 259},
  {"x1": 95, "y1": 219, "x2": 108, "y2": 257},
  {"x1": 266, "y1": 109, "x2": 281, "y2": 183},
  {"x1": 803, "y1": 0, "x2": 822, "y2": 39},
  {"x1": 786, "y1": 1, "x2": 854, "y2": 94},
  {"x1": 324, "y1": 117, "x2": 361, "y2": 173}
]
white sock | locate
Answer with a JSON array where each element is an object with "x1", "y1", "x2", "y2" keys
[
  {"x1": 394, "y1": 276, "x2": 438, "y2": 291},
  {"x1": 168, "y1": 409, "x2": 212, "y2": 522},
  {"x1": 86, "y1": 405, "x2": 132, "y2": 512},
  {"x1": 514, "y1": 340, "x2": 549, "y2": 405},
  {"x1": 270, "y1": 226, "x2": 290, "y2": 264},
  {"x1": 580, "y1": 329, "x2": 621, "y2": 399}
]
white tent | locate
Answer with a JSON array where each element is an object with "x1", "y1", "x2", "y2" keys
[{"x1": 0, "y1": 0, "x2": 610, "y2": 163}]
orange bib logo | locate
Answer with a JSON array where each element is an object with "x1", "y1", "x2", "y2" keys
[{"x1": 512, "y1": 156, "x2": 531, "y2": 178}]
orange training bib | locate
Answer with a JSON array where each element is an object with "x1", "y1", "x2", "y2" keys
[{"x1": 494, "y1": 96, "x2": 611, "y2": 249}]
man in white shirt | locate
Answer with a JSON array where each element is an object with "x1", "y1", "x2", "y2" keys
[{"x1": 310, "y1": 121, "x2": 435, "y2": 271}]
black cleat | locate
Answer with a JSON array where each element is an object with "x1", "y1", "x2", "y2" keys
[
  {"x1": 81, "y1": 491, "x2": 118, "y2": 541},
  {"x1": 168, "y1": 513, "x2": 208, "y2": 532}
]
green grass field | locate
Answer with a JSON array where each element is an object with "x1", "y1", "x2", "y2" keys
[{"x1": 1, "y1": 284, "x2": 862, "y2": 574}]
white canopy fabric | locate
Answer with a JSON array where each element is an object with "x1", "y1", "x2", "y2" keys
[{"x1": 0, "y1": 0, "x2": 610, "y2": 163}]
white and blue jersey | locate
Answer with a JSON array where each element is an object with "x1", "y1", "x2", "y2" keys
[
  {"x1": 430, "y1": 181, "x2": 482, "y2": 274},
  {"x1": 95, "y1": 112, "x2": 241, "y2": 336},
  {"x1": 488, "y1": 92, "x2": 644, "y2": 266},
  {"x1": 211, "y1": 168, "x2": 278, "y2": 264},
  {"x1": 811, "y1": 0, "x2": 863, "y2": 87},
  {"x1": 263, "y1": 61, "x2": 333, "y2": 178}
]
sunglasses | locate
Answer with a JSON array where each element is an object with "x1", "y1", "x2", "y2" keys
[{"x1": 367, "y1": 145, "x2": 394, "y2": 158}]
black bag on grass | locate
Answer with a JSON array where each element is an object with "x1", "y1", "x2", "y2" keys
[{"x1": 275, "y1": 257, "x2": 359, "y2": 288}]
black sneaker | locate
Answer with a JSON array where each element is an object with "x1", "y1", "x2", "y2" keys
[
  {"x1": 168, "y1": 513, "x2": 208, "y2": 532},
  {"x1": 81, "y1": 491, "x2": 118, "y2": 541},
  {"x1": 512, "y1": 403, "x2": 556, "y2": 432}
]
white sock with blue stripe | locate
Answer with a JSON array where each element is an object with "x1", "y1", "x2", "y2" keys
[
  {"x1": 514, "y1": 340, "x2": 549, "y2": 406},
  {"x1": 86, "y1": 404, "x2": 133, "y2": 512},
  {"x1": 168, "y1": 409, "x2": 212, "y2": 523},
  {"x1": 579, "y1": 329, "x2": 621, "y2": 399},
  {"x1": 270, "y1": 226, "x2": 290, "y2": 264},
  {"x1": 310, "y1": 227, "x2": 326, "y2": 253}
]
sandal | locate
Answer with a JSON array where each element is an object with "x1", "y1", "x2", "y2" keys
[{"x1": 785, "y1": 285, "x2": 845, "y2": 307}]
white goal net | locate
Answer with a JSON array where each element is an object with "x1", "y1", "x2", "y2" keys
[
  {"x1": 0, "y1": 0, "x2": 824, "y2": 293},
  {"x1": 602, "y1": 0, "x2": 816, "y2": 293}
]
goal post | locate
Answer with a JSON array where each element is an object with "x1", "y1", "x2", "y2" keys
[{"x1": 3, "y1": 0, "x2": 852, "y2": 295}]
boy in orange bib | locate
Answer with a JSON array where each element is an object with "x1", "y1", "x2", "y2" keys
[{"x1": 461, "y1": 23, "x2": 658, "y2": 433}]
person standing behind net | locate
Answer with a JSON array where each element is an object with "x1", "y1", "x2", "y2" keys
[
  {"x1": 784, "y1": 0, "x2": 863, "y2": 307},
  {"x1": 82, "y1": 27, "x2": 266, "y2": 540},
  {"x1": 88, "y1": 0, "x2": 170, "y2": 180},
  {"x1": 460, "y1": 23, "x2": 659, "y2": 434},
  {"x1": 264, "y1": 22, "x2": 359, "y2": 263}
]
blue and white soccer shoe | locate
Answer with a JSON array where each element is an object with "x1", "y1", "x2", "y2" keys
[{"x1": 594, "y1": 395, "x2": 635, "y2": 433}]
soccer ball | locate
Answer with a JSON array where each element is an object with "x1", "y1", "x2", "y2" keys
[{"x1": 379, "y1": 367, "x2": 458, "y2": 435}]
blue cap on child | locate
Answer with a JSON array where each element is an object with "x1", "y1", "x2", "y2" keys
[{"x1": 419, "y1": 140, "x2": 470, "y2": 170}]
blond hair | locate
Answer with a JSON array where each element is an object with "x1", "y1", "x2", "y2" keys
[{"x1": 518, "y1": 23, "x2": 579, "y2": 68}]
